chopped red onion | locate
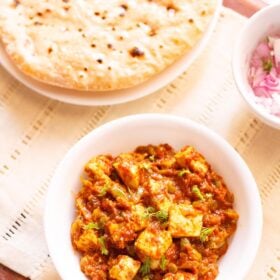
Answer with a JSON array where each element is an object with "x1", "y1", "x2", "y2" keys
[{"x1": 248, "y1": 36, "x2": 280, "y2": 117}]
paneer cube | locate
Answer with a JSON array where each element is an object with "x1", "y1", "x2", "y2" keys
[
  {"x1": 163, "y1": 272, "x2": 197, "y2": 280},
  {"x1": 148, "y1": 178, "x2": 172, "y2": 212},
  {"x1": 108, "y1": 182, "x2": 129, "y2": 201},
  {"x1": 175, "y1": 146, "x2": 208, "y2": 176},
  {"x1": 80, "y1": 253, "x2": 107, "y2": 279},
  {"x1": 168, "y1": 204, "x2": 203, "y2": 238},
  {"x1": 74, "y1": 229, "x2": 99, "y2": 252},
  {"x1": 107, "y1": 221, "x2": 136, "y2": 249},
  {"x1": 109, "y1": 255, "x2": 140, "y2": 280},
  {"x1": 113, "y1": 154, "x2": 140, "y2": 189},
  {"x1": 135, "y1": 228, "x2": 172, "y2": 260},
  {"x1": 85, "y1": 155, "x2": 112, "y2": 179},
  {"x1": 131, "y1": 204, "x2": 149, "y2": 231}
]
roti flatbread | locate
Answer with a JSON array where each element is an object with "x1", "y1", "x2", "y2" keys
[{"x1": 0, "y1": 0, "x2": 218, "y2": 91}]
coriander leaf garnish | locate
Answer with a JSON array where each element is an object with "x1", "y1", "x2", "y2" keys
[
  {"x1": 139, "y1": 258, "x2": 151, "y2": 277},
  {"x1": 178, "y1": 169, "x2": 190, "y2": 177},
  {"x1": 83, "y1": 222, "x2": 100, "y2": 230},
  {"x1": 111, "y1": 186, "x2": 126, "y2": 198},
  {"x1": 146, "y1": 206, "x2": 156, "y2": 213},
  {"x1": 263, "y1": 59, "x2": 273, "y2": 73},
  {"x1": 98, "y1": 186, "x2": 108, "y2": 197},
  {"x1": 98, "y1": 236, "x2": 108, "y2": 255},
  {"x1": 192, "y1": 185, "x2": 204, "y2": 201},
  {"x1": 151, "y1": 210, "x2": 169, "y2": 223},
  {"x1": 142, "y1": 206, "x2": 156, "y2": 219},
  {"x1": 159, "y1": 256, "x2": 167, "y2": 271},
  {"x1": 143, "y1": 207, "x2": 169, "y2": 223},
  {"x1": 200, "y1": 227, "x2": 214, "y2": 243}
]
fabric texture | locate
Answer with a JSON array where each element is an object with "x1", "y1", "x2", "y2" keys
[{"x1": 0, "y1": 7, "x2": 279, "y2": 280}]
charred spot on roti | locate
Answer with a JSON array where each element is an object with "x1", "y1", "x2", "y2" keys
[
  {"x1": 129, "y1": 47, "x2": 145, "y2": 58},
  {"x1": 149, "y1": 28, "x2": 157, "y2": 37},
  {"x1": 12, "y1": 0, "x2": 20, "y2": 8},
  {"x1": 120, "y1": 4, "x2": 128, "y2": 10},
  {"x1": 201, "y1": 10, "x2": 206, "y2": 16},
  {"x1": 166, "y1": 4, "x2": 178, "y2": 13}
]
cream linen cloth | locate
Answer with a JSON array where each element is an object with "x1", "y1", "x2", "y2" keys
[{"x1": 0, "y1": 7, "x2": 279, "y2": 280}]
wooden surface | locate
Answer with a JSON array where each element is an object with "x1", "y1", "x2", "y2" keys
[
  {"x1": 0, "y1": 0, "x2": 265, "y2": 279},
  {"x1": 0, "y1": 265, "x2": 28, "y2": 280},
  {"x1": 224, "y1": 0, "x2": 265, "y2": 16}
]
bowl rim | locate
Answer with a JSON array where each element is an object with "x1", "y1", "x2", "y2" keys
[
  {"x1": 44, "y1": 113, "x2": 263, "y2": 280},
  {"x1": 232, "y1": 3, "x2": 280, "y2": 129}
]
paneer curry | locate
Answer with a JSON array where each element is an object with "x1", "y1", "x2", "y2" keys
[{"x1": 71, "y1": 144, "x2": 238, "y2": 280}]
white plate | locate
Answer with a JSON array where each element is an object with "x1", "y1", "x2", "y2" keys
[
  {"x1": 45, "y1": 114, "x2": 262, "y2": 280},
  {"x1": 0, "y1": 1, "x2": 222, "y2": 106}
]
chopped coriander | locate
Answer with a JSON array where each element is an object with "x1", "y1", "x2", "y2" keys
[
  {"x1": 139, "y1": 258, "x2": 151, "y2": 277},
  {"x1": 111, "y1": 186, "x2": 126, "y2": 198},
  {"x1": 142, "y1": 207, "x2": 168, "y2": 222},
  {"x1": 263, "y1": 59, "x2": 273, "y2": 73},
  {"x1": 178, "y1": 169, "x2": 190, "y2": 177},
  {"x1": 98, "y1": 236, "x2": 108, "y2": 255},
  {"x1": 200, "y1": 227, "x2": 214, "y2": 243},
  {"x1": 160, "y1": 256, "x2": 167, "y2": 271},
  {"x1": 146, "y1": 206, "x2": 156, "y2": 213},
  {"x1": 83, "y1": 222, "x2": 100, "y2": 230},
  {"x1": 98, "y1": 186, "x2": 108, "y2": 197},
  {"x1": 152, "y1": 210, "x2": 169, "y2": 223},
  {"x1": 192, "y1": 185, "x2": 204, "y2": 201},
  {"x1": 142, "y1": 206, "x2": 156, "y2": 219}
]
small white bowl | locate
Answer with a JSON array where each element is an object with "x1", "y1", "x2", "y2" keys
[
  {"x1": 44, "y1": 114, "x2": 262, "y2": 280},
  {"x1": 232, "y1": 3, "x2": 280, "y2": 129}
]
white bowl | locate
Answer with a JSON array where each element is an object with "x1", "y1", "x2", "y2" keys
[
  {"x1": 44, "y1": 114, "x2": 262, "y2": 280},
  {"x1": 232, "y1": 3, "x2": 280, "y2": 129},
  {"x1": 0, "y1": 0, "x2": 222, "y2": 106}
]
